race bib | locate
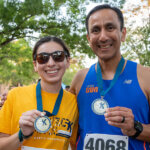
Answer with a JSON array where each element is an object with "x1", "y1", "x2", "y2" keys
[
  {"x1": 84, "y1": 133, "x2": 128, "y2": 150},
  {"x1": 21, "y1": 146, "x2": 55, "y2": 150}
]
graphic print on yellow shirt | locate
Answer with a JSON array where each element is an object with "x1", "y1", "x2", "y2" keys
[{"x1": 0, "y1": 84, "x2": 78, "y2": 150}]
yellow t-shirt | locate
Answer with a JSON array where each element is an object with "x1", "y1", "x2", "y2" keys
[{"x1": 0, "y1": 84, "x2": 78, "y2": 150}]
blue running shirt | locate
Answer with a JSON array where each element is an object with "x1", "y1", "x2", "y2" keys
[{"x1": 77, "y1": 60, "x2": 150, "y2": 150}]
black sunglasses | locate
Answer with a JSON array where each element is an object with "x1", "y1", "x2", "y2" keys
[{"x1": 35, "y1": 51, "x2": 68, "y2": 64}]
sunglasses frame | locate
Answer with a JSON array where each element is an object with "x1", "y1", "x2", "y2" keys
[{"x1": 34, "y1": 50, "x2": 68, "y2": 64}]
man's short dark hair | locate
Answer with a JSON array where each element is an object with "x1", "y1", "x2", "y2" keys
[
  {"x1": 65, "y1": 85, "x2": 70, "y2": 89},
  {"x1": 86, "y1": 4, "x2": 124, "y2": 34}
]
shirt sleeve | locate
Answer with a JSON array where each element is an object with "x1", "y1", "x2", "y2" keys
[{"x1": 0, "y1": 90, "x2": 14, "y2": 134}]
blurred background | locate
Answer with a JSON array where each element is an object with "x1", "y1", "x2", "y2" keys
[{"x1": 0, "y1": 0, "x2": 149, "y2": 95}]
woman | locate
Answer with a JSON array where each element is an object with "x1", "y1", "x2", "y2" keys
[{"x1": 0, "y1": 36, "x2": 78, "y2": 150}]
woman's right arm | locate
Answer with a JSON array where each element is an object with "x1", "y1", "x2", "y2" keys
[{"x1": 0, "y1": 132, "x2": 22, "y2": 150}]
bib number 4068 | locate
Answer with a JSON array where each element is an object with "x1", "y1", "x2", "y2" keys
[{"x1": 84, "y1": 134, "x2": 128, "y2": 150}]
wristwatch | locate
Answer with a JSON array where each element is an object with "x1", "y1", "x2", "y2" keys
[{"x1": 130, "y1": 120, "x2": 143, "y2": 139}]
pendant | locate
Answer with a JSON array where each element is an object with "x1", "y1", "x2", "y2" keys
[
  {"x1": 91, "y1": 97, "x2": 109, "y2": 115},
  {"x1": 34, "y1": 116, "x2": 51, "y2": 133}
]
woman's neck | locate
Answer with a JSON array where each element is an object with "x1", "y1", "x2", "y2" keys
[{"x1": 40, "y1": 80, "x2": 62, "y2": 93}]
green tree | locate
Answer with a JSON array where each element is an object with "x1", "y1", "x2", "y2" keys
[
  {"x1": 122, "y1": 0, "x2": 150, "y2": 66},
  {"x1": 0, "y1": 39, "x2": 38, "y2": 85},
  {"x1": 89, "y1": 0, "x2": 125, "y2": 8},
  {"x1": 0, "y1": 0, "x2": 126, "y2": 85},
  {"x1": 0, "y1": 0, "x2": 125, "y2": 54},
  {"x1": 122, "y1": 24, "x2": 150, "y2": 66},
  {"x1": 0, "y1": 0, "x2": 87, "y2": 85}
]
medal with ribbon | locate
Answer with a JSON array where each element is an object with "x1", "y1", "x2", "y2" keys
[
  {"x1": 92, "y1": 56, "x2": 125, "y2": 115},
  {"x1": 34, "y1": 81, "x2": 63, "y2": 133}
]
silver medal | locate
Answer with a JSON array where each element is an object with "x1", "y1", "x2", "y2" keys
[
  {"x1": 92, "y1": 98, "x2": 109, "y2": 115},
  {"x1": 34, "y1": 116, "x2": 51, "y2": 133}
]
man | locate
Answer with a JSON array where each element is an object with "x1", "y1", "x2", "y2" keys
[
  {"x1": 65, "y1": 85, "x2": 70, "y2": 91},
  {"x1": 70, "y1": 4, "x2": 150, "y2": 150}
]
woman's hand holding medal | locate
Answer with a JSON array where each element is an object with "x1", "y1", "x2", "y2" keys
[{"x1": 19, "y1": 110, "x2": 46, "y2": 137}]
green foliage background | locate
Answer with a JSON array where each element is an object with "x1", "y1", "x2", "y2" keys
[{"x1": 0, "y1": 0, "x2": 149, "y2": 87}]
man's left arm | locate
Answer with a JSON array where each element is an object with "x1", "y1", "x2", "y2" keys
[
  {"x1": 104, "y1": 64, "x2": 150, "y2": 142},
  {"x1": 136, "y1": 65, "x2": 150, "y2": 142}
]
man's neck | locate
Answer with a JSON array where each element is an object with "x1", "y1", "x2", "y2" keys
[{"x1": 98, "y1": 56, "x2": 122, "y2": 80}]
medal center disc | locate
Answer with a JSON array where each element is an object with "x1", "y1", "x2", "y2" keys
[
  {"x1": 34, "y1": 116, "x2": 51, "y2": 133},
  {"x1": 92, "y1": 98, "x2": 109, "y2": 115}
]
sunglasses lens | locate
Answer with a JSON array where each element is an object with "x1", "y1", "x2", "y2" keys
[
  {"x1": 36, "y1": 51, "x2": 67, "y2": 64},
  {"x1": 52, "y1": 51, "x2": 65, "y2": 62},
  {"x1": 36, "y1": 54, "x2": 49, "y2": 64}
]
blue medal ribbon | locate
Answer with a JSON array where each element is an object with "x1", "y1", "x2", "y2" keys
[
  {"x1": 36, "y1": 81, "x2": 63, "y2": 117},
  {"x1": 96, "y1": 56, "x2": 125, "y2": 98}
]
